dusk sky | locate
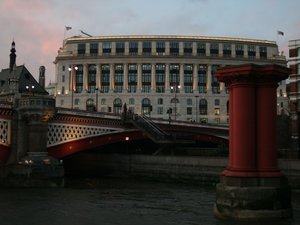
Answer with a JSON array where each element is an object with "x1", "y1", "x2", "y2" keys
[{"x1": 0, "y1": 0, "x2": 299, "y2": 84}]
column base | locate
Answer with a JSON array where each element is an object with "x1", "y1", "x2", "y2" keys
[
  {"x1": 214, "y1": 176, "x2": 292, "y2": 220},
  {"x1": 222, "y1": 167, "x2": 283, "y2": 177}
]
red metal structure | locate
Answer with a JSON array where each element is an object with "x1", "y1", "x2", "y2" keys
[{"x1": 214, "y1": 64, "x2": 292, "y2": 220}]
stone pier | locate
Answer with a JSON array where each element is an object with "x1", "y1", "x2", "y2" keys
[
  {"x1": 213, "y1": 64, "x2": 292, "y2": 220},
  {"x1": 4, "y1": 96, "x2": 64, "y2": 187}
]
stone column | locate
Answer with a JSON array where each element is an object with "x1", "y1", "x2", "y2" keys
[
  {"x1": 193, "y1": 64, "x2": 198, "y2": 92},
  {"x1": 9, "y1": 97, "x2": 64, "y2": 187},
  {"x1": 151, "y1": 63, "x2": 156, "y2": 92},
  {"x1": 138, "y1": 42, "x2": 142, "y2": 55},
  {"x1": 96, "y1": 64, "x2": 101, "y2": 90},
  {"x1": 123, "y1": 63, "x2": 128, "y2": 92},
  {"x1": 220, "y1": 82, "x2": 226, "y2": 94},
  {"x1": 206, "y1": 64, "x2": 212, "y2": 94},
  {"x1": 124, "y1": 42, "x2": 129, "y2": 55},
  {"x1": 244, "y1": 45, "x2": 248, "y2": 58},
  {"x1": 165, "y1": 63, "x2": 170, "y2": 93},
  {"x1": 27, "y1": 115, "x2": 48, "y2": 153},
  {"x1": 179, "y1": 63, "x2": 184, "y2": 91},
  {"x1": 213, "y1": 64, "x2": 292, "y2": 220},
  {"x1": 109, "y1": 63, "x2": 115, "y2": 92},
  {"x1": 137, "y1": 63, "x2": 142, "y2": 93},
  {"x1": 83, "y1": 64, "x2": 88, "y2": 93},
  {"x1": 192, "y1": 42, "x2": 197, "y2": 56}
]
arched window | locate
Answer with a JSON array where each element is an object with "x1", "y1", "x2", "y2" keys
[
  {"x1": 142, "y1": 98, "x2": 152, "y2": 115},
  {"x1": 199, "y1": 98, "x2": 207, "y2": 115},
  {"x1": 86, "y1": 98, "x2": 95, "y2": 111},
  {"x1": 170, "y1": 98, "x2": 179, "y2": 104},
  {"x1": 113, "y1": 98, "x2": 122, "y2": 114}
]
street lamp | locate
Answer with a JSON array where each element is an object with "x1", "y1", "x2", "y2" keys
[
  {"x1": 195, "y1": 95, "x2": 199, "y2": 122},
  {"x1": 95, "y1": 87, "x2": 99, "y2": 112},
  {"x1": 68, "y1": 65, "x2": 78, "y2": 109},
  {"x1": 171, "y1": 85, "x2": 180, "y2": 121}
]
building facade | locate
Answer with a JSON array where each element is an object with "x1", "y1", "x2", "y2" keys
[
  {"x1": 54, "y1": 35, "x2": 287, "y2": 124},
  {"x1": 288, "y1": 39, "x2": 300, "y2": 150}
]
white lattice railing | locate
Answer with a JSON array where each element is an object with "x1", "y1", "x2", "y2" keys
[
  {"x1": 47, "y1": 123, "x2": 124, "y2": 147},
  {"x1": 0, "y1": 119, "x2": 11, "y2": 146}
]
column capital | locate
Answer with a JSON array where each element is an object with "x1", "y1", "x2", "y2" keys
[{"x1": 215, "y1": 64, "x2": 290, "y2": 87}]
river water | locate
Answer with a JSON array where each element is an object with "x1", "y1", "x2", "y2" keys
[{"x1": 0, "y1": 178, "x2": 299, "y2": 225}]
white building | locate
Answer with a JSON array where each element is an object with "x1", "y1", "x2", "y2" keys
[{"x1": 54, "y1": 35, "x2": 287, "y2": 124}]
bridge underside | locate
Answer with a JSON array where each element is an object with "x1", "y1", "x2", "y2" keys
[
  {"x1": 47, "y1": 129, "x2": 228, "y2": 159},
  {"x1": 0, "y1": 145, "x2": 10, "y2": 162}
]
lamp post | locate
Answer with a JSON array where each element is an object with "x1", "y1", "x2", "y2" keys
[
  {"x1": 68, "y1": 65, "x2": 78, "y2": 109},
  {"x1": 171, "y1": 85, "x2": 180, "y2": 121},
  {"x1": 95, "y1": 87, "x2": 99, "y2": 112},
  {"x1": 195, "y1": 95, "x2": 199, "y2": 123}
]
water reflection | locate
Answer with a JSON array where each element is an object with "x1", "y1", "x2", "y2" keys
[{"x1": 0, "y1": 178, "x2": 298, "y2": 225}]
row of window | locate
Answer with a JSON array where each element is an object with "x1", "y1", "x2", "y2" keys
[
  {"x1": 61, "y1": 64, "x2": 221, "y2": 94},
  {"x1": 76, "y1": 42, "x2": 268, "y2": 59},
  {"x1": 71, "y1": 97, "x2": 229, "y2": 116}
]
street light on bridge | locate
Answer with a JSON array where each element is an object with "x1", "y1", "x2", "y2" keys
[
  {"x1": 95, "y1": 87, "x2": 99, "y2": 112},
  {"x1": 195, "y1": 95, "x2": 199, "y2": 123},
  {"x1": 68, "y1": 65, "x2": 78, "y2": 109},
  {"x1": 171, "y1": 85, "x2": 180, "y2": 121}
]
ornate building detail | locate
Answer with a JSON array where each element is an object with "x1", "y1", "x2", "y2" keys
[
  {"x1": 0, "y1": 119, "x2": 11, "y2": 146},
  {"x1": 47, "y1": 123, "x2": 124, "y2": 146}
]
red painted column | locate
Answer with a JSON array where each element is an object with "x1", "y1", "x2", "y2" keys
[
  {"x1": 228, "y1": 86, "x2": 234, "y2": 170},
  {"x1": 256, "y1": 82, "x2": 282, "y2": 176},
  {"x1": 230, "y1": 82, "x2": 256, "y2": 173},
  {"x1": 215, "y1": 64, "x2": 290, "y2": 178}
]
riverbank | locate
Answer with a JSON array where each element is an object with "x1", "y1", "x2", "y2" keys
[{"x1": 64, "y1": 154, "x2": 300, "y2": 189}]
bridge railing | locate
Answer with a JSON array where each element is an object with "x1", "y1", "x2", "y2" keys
[
  {"x1": 55, "y1": 107, "x2": 121, "y2": 120},
  {"x1": 16, "y1": 97, "x2": 55, "y2": 110},
  {"x1": 127, "y1": 114, "x2": 172, "y2": 143}
]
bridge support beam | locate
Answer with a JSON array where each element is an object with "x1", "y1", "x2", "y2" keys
[{"x1": 213, "y1": 64, "x2": 292, "y2": 220}]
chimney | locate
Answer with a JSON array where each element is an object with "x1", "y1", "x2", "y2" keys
[{"x1": 39, "y1": 66, "x2": 46, "y2": 88}]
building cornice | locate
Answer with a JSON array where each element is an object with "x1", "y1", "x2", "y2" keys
[{"x1": 64, "y1": 35, "x2": 276, "y2": 45}]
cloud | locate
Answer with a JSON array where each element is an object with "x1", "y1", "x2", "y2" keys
[
  {"x1": 0, "y1": 0, "x2": 63, "y2": 81},
  {"x1": 0, "y1": 0, "x2": 299, "y2": 84}
]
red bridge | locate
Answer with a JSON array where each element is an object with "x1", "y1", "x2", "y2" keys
[{"x1": 0, "y1": 105, "x2": 228, "y2": 162}]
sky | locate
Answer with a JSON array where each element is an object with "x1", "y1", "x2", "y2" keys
[{"x1": 0, "y1": 0, "x2": 300, "y2": 84}]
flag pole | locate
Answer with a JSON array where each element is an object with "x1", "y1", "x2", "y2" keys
[
  {"x1": 63, "y1": 26, "x2": 72, "y2": 47},
  {"x1": 276, "y1": 30, "x2": 284, "y2": 55}
]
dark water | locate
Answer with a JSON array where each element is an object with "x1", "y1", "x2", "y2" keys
[{"x1": 0, "y1": 178, "x2": 299, "y2": 225}]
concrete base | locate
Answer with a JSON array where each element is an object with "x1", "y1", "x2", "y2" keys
[
  {"x1": 2, "y1": 152, "x2": 64, "y2": 187},
  {"x1": 214, "y1": 176, "x2": 292, "y2": 220}
]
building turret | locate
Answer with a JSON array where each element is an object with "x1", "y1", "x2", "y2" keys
[
  {"x1": 9, "y1": 41, "x2": 16, "y2": 72},
  {"x1": 8, "y1": 41, "x2": 19, "y2": 94}
]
